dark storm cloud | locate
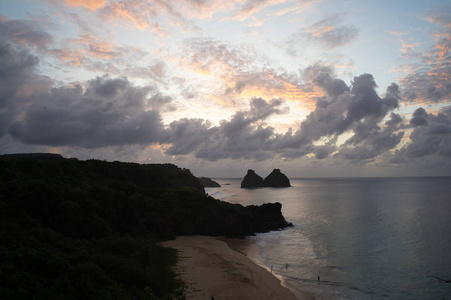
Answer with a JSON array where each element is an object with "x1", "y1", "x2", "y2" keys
[
  {"x1": 0, "y1": 17, "x2": 53, "y2": 49},
  {"x1": 302, "y1": 74, "x2": 397, "y2": 140},
  {"x1": 164, "y1": 73, "x2": 404, "y2": 162},
  {"x1": 313, "y1": 72, "x2": 350, "y2": 99},
  {"x1": 404, "y1": 106, "x2": 451, "y2": 158},
  {"x1": 0, "y1": 42, "x2": 39, "y2": 101},
  {"x1": 0, "y1": 35, "x2": 169, "y2": 147},
  {"x1": 385, "y1": 112, "x2": 404, "y2": 126},
  {"x1": 410, "y1": 107, "x2": 428, "y2": 127},
  {"x1": 0, "y1": 41, "x2": 52, "y2": 137},
  {"x1": 9, "y1": 75, "x2": 166, "y2": 147},
  {"x1": 164, "y1": 98, "x2": 286, "y2": 161},
  {"x1": 164, "y1": 118, "x2": 215, "y2": 155},
  {"x1": 334, "y1": 81, "x2": 403, "y2": 160},
  {"x1": 338, "y1": 125, "x2": 404, "y2": 160},
  {"x1": 276, "y1": 73, "x2": 401, "y2": 160}
]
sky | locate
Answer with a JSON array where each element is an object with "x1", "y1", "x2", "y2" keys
[{"x1": 0, "y1": 0, "x2": 450, "y2": 178}]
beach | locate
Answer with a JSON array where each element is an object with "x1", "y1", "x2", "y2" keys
[{"x1": 161, "y1": 236, "x2": 316, "y2": 300}]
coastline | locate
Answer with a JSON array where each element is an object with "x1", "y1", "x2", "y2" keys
[
  {"x1": 224, "y1": 238, "x2": 317, "y2": 300},
  {"x1": 161, "y1": 236, "x2": 316, "y2": 300}
]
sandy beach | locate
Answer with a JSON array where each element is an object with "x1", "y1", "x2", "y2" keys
[{"x1": 161, "y1": 236, "x2": 316, "y2": 300}]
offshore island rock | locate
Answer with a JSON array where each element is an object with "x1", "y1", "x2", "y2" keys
[
  {"x1": 264, "y1": 169, "x2": 291, "y2": 187},
  {"x1": 241, "y1": 169, "x2": 291, "y2": 188},
  {"x1": 241, "y1": 169, "x2": 265, "y2": 188}
]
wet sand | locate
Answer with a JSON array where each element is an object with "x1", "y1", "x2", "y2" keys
[{"x1": 161, "y1": 236, "x2": 316, "y2": 300}]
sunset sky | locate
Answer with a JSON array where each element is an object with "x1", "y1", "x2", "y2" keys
[{"x1": 1, "y1": 0, "x2": 450, "y2": 177}]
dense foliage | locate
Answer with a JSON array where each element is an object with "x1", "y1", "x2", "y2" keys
[{"x1": 0, "y1": 154, "x2": 291, "y2": 299}]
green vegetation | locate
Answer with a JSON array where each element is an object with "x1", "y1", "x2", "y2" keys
[{"x1": 0, "y1": 155, "x2": 291, "y2": 299}]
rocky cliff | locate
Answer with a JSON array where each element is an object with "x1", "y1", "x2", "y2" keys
[
  {"x1": 198, "y1": 177, "x2": 221, "y2": 187},
  {"x1": 245, "y1": 202, "x2": 293, "y2": 232}
]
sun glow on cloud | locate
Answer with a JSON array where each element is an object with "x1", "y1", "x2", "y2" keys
[{"x1": 64, "y1": 0, "x2": 106, "y2": 11}]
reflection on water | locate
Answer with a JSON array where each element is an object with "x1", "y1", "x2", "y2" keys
[{"x1": 208, "y1": 177, "x2": 451, "y2": 300}]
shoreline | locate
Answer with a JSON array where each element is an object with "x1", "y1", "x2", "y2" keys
[
  {"x1": 224, "y1": 237, "x2": 317, "y2": 300},
  {"x1": 161, "y1": 236, "x2": 316, "y2": 300}
]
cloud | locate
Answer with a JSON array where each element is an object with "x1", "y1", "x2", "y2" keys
[
  {"x1": 287, "y1": 13, "x2": 359, "y2": 53},
  {"x1": 164, "y1": 98, "x2": 287, "y2": 160},
  {"x1": 9, "y1": 75, "x2": 166, "y2": 148},
  {"x1": 63, "y1": 0, "x2": 106, "y2": 11},
  {"x1": 0, "y1": 42, "x2": 45, "y2": 137},
  {"x1": 1, "y1": 32, "x2": 449, "y2": 171},
  {"x1": 231, "y1": 0, "x2": 277, "y2": 22},
  {"x1": 404, "y1": 106, "x2": 451, "y2": 158},
  {"x1": 228, "y1": 0, "x2": 321, "y2": 25},
  {"x1": 338, "y1": 121, "x2": 404, "y2": 160},
  {"x1": 398, "y1": 10, "x2": 451, "y2": 104},
  {"x1": 306, "y1": 74, "x2": 397, "y2": 139},
  {"x1": 0, "y1": 12, "x2": 169, "y2": 85},
  {"x1": 312, "y1": 71, "x2": 350, "y2": 99},
  {"x1": 410, "y1": 107, "x2": 428, "y2": 127},
  {"x1": 0, "y1": 39, "x2": 169, "y2": 147},
  {"x1": 162, "y1": 73, "x2": 403, "y2": 162},
  {"x1": 181, "y1": 38, "x2": 321, "y2": 107},
  {"x1": 307, "y1": 15, "x2": 359, "y2": 48},
  {"x1": 0, "y1": 17, "x2": 53, "y2": 49},
  {"x1": 0, "y1": 14, "x2": 448, "y2": 173},
  {"x1": 98, "y1": 0, "x2": 193, "y2": 34},
  {"x1": 274, "y1": 73, "x2": 402, "y2": 161},
  {"x1": 164, "y1": 118, "x2": 215, "y2": 155}
]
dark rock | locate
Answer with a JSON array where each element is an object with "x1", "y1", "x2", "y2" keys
[
  {"x1": 263, "y1": 169, "x2": 291, "y2": 187},
  {"x1": 241, "y1": 169, "x2": 291, "y2": 188},
  {"x1": 241, "y1": 169, "x2": 265, "y2": 188},
  {"x1": 198, "y1": 177, "x2": 221, "y2": 187},
  {"x1": 245, "y1": 202, "x2": 293, "y2": 233}
]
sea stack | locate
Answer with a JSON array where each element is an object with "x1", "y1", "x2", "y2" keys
[
  {"x1": 241, "y1": 169, "x2": 265, "y2": 188},
  {"x1": 264, "y1": 169, "x2": 291, "y2": 187}
]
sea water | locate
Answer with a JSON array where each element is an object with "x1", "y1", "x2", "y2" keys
[{"x1": 206, "y1": 177, "x2": 451, "y2": 300}]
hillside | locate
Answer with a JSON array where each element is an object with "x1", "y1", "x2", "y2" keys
[{"x1": 0, "y1": 155, "x2": 291, "y2": 299}]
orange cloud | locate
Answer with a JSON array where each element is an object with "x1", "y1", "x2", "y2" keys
[
  {"x1": 101, "y1": 1, "x2": 152, "y2": 31},
  {"x1": 229, "y1": 0, "x2": 291, "y2": 22},
  {"x1": 399, "y1": 40, "x2": 422, "y2": 55},
  {"x1": 48, "y1": 48, "x2": 85, "y2": 66},
  {"x1": 69, "y1": 34, "x2": 117, "y2": 59},
  {"x1": 63, "y1": 0, "x2": 106, "y2": 11},
  {"x1": 310, "y1": 25, "x2": 334, "y2": 37}
]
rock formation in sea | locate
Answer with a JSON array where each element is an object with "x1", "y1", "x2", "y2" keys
[
  {"x1": 263, "y1": 169, "x2": 291, "y2": 187},
  {"x1": 241, "y1": 169, "x2": 291, "y2": 188},
  {"x1": 245, "y1": 202, "x2": 293, "y2": 232},
  {"x1": 198, "y1": 177, "x2": 221, "y2": 187},
  {"x1": 241, "y1": 169, "x2": 265, "y2": 188}
]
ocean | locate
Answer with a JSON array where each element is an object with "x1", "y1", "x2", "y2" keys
[{"x1": 206, "y1": 177, "x2": 451, "y2": 300}]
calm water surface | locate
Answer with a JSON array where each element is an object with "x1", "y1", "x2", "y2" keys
[{"x1": 206, "y1": 177, "x2": 451, "y2": 300}]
